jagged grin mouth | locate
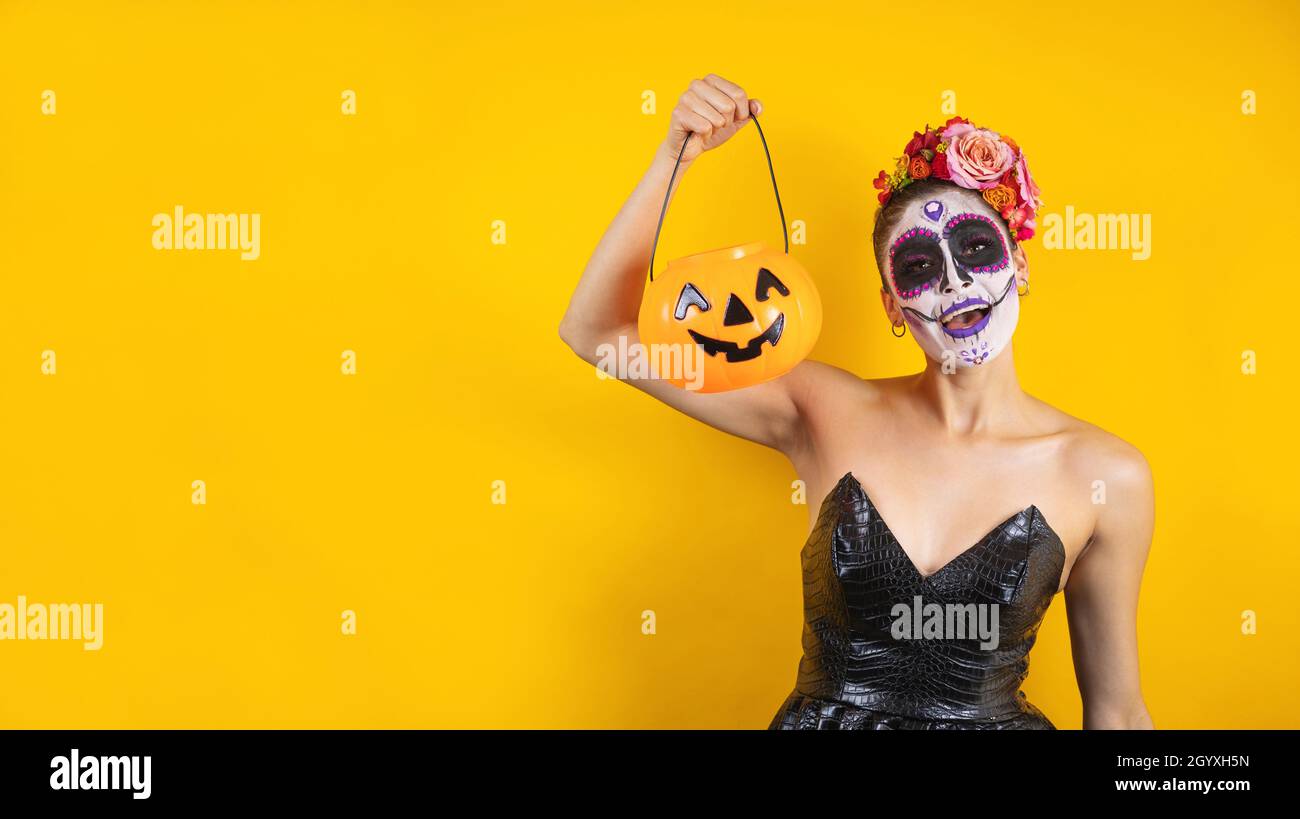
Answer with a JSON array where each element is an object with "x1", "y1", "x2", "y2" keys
[
  {"x1": 903, "y1": 276, "x2": 1016, "y2": 340},
  {"x1": 688, "y1": 313, "x2": 785, "y2": 363}
]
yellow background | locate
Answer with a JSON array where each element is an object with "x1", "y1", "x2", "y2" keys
[{"x1": 1, "y1": 0, "x2": 1296, "y2": 728}]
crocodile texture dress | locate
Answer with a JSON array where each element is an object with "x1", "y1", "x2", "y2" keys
[{"x1": 769, "y1": 471, "x2": 1066, "y2": 730}]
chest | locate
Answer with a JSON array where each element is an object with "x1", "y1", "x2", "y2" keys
[{"x1": 796, "y1": 419, "x2": 1092, "y2": 593}]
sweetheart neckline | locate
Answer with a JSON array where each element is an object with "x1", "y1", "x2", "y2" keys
[{"x1": 827, "y1": 471, "x2": 1065, "y2": 585}]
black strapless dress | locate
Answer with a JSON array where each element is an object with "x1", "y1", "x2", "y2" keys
[{"x1": 769, "y1": 472, "x2": 1066, "y2": 730}]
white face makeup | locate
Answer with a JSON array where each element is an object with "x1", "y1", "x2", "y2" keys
[{"x1": 884, "y1": 190, "x2": 1021, "y2": 367}]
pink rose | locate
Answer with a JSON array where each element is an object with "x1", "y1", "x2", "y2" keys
[
  {"x1": 944, "y1": 127, "x2": 1015, "y2": 190},
  {"x1": 941, "y1": 122, "x2": 975, "y2": 141},
  {"x1": 1014, "y1": 150, "x2": 1042, "y2": 210}
]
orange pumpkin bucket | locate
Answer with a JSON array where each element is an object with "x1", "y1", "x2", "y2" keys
[{"x1": 638, "y1": 115, "x2": 822, "y2": 393}]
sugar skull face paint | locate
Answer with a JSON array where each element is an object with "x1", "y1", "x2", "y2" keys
[{"x1": 884, "y1": 190, "x2": 1021, "y2": 367}]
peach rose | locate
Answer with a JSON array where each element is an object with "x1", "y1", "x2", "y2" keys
[{"x1": 944, "y1": 127, "x2": 1015, "y2": 190}]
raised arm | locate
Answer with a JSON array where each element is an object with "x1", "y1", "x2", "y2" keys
[{"x1": 558, "y1": 74, "x2": 824, "y2": 454}]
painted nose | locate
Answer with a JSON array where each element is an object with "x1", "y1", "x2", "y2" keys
[
  {"x1": 941, "y1": 263, "x2": 974, "y2": 295},
  {"x1": 723, "y1": 293, "x2": 754, "y2": 326}
]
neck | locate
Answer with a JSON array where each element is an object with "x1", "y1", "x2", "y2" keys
[{"x1": 907, "y1": 343, "x2": 1027, "y2": 436}]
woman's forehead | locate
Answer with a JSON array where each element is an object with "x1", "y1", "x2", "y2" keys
[{"x1": 888, "y1": 190, "x2": 1006, "y2": 244}]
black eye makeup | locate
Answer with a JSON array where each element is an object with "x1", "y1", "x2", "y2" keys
[
  {"x1": 888, "y1": 226, "x2": 943, "y2": 298},
  {"x1": 942, "y1": 212, "x2": 1009, "y2": 274}
]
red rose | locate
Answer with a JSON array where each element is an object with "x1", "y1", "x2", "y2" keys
[
  {"x1": 908, "y1": 155, "x2": 931, "y2": 180},
  {"x1": 931, "y1": 153, "x2": 950, "y2": 179}
]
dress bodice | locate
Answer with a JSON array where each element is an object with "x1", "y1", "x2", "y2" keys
[{"x1": 769, "y1": 471, "x2": 1066, "y2": 730}]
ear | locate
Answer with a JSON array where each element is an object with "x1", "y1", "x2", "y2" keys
[
  {"x1": 879, "y1": 284, "x2": 903, "y2": 326},
  {"x1": 1012, "y1": 243, "x2": 1029, "y2": 291}
]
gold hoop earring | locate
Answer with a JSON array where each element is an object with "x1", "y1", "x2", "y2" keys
[
  {"x1": 891, "y1": 321, "x2": 906, "y2": 338},
  {"x1": 1017, "y1": 280, "x2": 1030, "y2": 297}
]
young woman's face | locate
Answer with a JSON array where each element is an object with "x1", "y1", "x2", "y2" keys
[{"x1": 882, "y1": 189, "x2": 1023, "y2": 367}]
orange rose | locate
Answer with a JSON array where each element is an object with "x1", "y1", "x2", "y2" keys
[
  {"x1": 982, "y1": 184, "x2": 1016, "y2": 211},
  {"x1": 908, "y1": 155, "x2": 931, "y2": 180}
]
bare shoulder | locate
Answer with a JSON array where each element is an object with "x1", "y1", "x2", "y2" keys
[
  {"x1": 1024, "y1": 394, "x2": 1154, "y2": 529},
  {"x1": 1029, "y1": 396, "x2": 1150, "y2": 484}
]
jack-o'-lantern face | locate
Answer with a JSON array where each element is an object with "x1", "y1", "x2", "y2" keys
[{"x1": 638, "y1": 242, "x2": 822, "y2": 393}]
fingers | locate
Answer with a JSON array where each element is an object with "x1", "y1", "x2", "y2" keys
[
  {"x1": 681, "y1": 89, "x2": 728, "y2": 133},
  {"x1": 701, "y1": 74, "x2": 754, "y2": 121},
  {"x1": 676, "y1": 106, "x2": 717, "y2": 143},
  {"x1": 689, "y1": 77, "x2": 743, "y2": 127},
  {"x1": 670, "y1": 74, "x2": 764, "y2": 153}
]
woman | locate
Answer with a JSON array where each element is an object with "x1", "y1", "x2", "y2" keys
[{"x1": 559, "y1": 74, "x2": 1154, "y2": 730}]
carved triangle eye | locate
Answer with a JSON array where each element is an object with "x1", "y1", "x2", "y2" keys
[
  {"x1": 674, "y1": 282, "x2": 711, "y2": 320},
  {"x1": 755, "y1": 267, "x2": 789, "y2": 302},
  {"x1": 723, "y1": 293, "x2": 754, "y2": 326}
]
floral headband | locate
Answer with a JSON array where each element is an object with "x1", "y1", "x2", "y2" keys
[{"x1": 872, "y1": 116, "x2": 1042, "y2": 241}]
